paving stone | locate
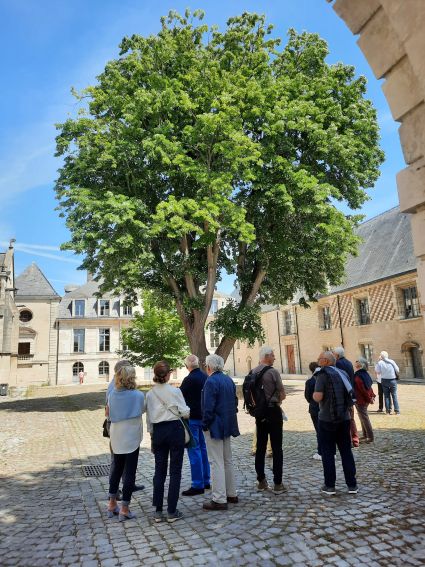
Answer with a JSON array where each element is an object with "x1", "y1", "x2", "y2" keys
[{"x1": 1, "y1": 382, "x2": 424, "y2": 566}]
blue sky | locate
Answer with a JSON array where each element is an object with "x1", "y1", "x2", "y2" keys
[{"x1": 0, "y1": 0, "x2": 404, "y2": 294}]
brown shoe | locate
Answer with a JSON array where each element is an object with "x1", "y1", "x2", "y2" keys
[
  {"x1": 202, "y1": 500, "x2": 228, "y2": 511},
  {"x1": 227, "y1": 496, "x2": 239, "y2": 503}
]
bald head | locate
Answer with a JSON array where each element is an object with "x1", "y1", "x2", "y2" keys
[{"x1": 318, "y1": 351, "x2": 336, "y2": 367}]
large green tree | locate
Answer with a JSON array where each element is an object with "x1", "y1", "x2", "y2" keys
[{"x1": 55, "y1": 11, "x2": 384, "y2": 363}]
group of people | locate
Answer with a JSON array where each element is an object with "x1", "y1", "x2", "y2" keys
[
  {"x1": 105, "y1": 353, "x2": 239, "y2": 522},
  {"x1": 104, "y1": 344, "x2": 401, "y2": 521},
  {"x1": 305, "y1": 347, "x2": 400, "y2": 494}
]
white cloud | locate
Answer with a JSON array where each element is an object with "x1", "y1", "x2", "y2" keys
[{"x1": 0, "y1": 240, "x2": 80, "y2": 264}]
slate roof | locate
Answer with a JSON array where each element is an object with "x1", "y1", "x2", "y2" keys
[
  {"x1": 330, "y1": 206, "x2": 415, "y2": 293},
  {"x1": 15, "y1": 263, "x2": 59, "y2": 298},
  {"x1": 61, "y1": 278, "x2": 111, "y2": 299}
]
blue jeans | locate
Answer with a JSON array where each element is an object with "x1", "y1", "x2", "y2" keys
[
  {"x1": 152, "y1": 420, "x2": 185, "y2": 514},
  {"x1": 382, "y1": 379, "x2": 400, "y2": 413},
  {"x1": 109, "y1": 447, "x2": 139, "y2": 505},
  {"x1": 187, "y1": 419, "x2": 210, "y2": 489},
  {"x1": 318, "y1": 419, "x2": 356, "y2": 489}
]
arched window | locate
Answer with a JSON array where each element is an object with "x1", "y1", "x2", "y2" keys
[
  {"x1": 72, "y1": 362, "x2": 84, "y2": 376},
  {"x1": 99, "y1": 361, "x2": 109, "y2": 376}
]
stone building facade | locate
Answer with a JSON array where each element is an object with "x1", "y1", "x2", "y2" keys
[
  {"x1": 234, "y1": 207, "x2": 425, "y2": 380},
  {"x1": 56, "y1": 276, "x2": 136, "y2": 385},
  {"x1": 15, "y1": 264, "x2": 61, "y2": 387},
  {"x1": 0, "y1": 241, "x2": 18, "y2": 386}
]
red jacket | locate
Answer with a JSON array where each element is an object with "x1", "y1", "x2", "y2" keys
[{"x1": 354, "y1": 375, "x2": 375, "y2": 406}]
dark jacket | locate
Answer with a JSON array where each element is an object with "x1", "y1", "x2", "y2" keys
[
  {"x1": 336, "y1": 357, "x2": 354, "y2": 385},
  {"x1": 202, "y1": 371, "x2": 240, "y2": 439},
  {"x1": 304, "y1": 375, "x2": 320, "y2": 416},
  {"x1": 179, "y1": 367, "x2": 208, "y2": 420}
]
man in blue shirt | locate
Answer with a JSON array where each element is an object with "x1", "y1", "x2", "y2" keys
[
  {"x1": 180, "y1": 354, "x2": 211, "y2": 496},
  {"x1": 202, "y1": 354, "x2": 239, "y2": 511}
]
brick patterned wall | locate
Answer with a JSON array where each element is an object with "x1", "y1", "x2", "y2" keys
[{"x1": 370, "y1": 283, "x2": 396, "y2": 322}]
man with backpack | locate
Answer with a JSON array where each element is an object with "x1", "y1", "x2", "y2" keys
[
  {"x1": 248, "y1": 346, "x2": 286, "y2": 494},
  {"x1": 313, "y1": 351, "x2": 357, "y2": 495}
]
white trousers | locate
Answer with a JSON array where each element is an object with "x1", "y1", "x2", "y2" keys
[{"x1": 204, "y1": 431, "x2": 237, "y2": 504}]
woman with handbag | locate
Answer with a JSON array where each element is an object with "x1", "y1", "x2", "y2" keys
[
  {"x1": 146, "y1": 361, "x2": 190, "y2": 523},
  {"x1": 354, "y1": 358, "x2": 376, "y2": 443},
  {"x1": 106, "y1": 364, "x2": 145, "y2": 521}
]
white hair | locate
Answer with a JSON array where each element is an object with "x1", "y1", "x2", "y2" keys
[
  {"x1": 333, "y1": 346, "x2": 345, "y2": 358},
  {"x1": 206, "y1": 354, "x2": 224, "y2": 372},
  {"x1": 357, "y1": 357, "x2": 369, "y2": 370},
  {"x1": 259, "y1": 346, "x2": 274, "y2": 360},
  {"x1": 323, "y1": 351, "x2": 336, "y2": 365},
  {"x1": 380, "y1": 350, "x2": 389, "y2": 359},
  {"x1": 185, "y1": 354, "x2": 199, "y2": 369}
]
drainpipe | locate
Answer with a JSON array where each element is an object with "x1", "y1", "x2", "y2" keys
[
  {"x1": 55, "y1": 320, "x2": 60, "y2": 385},
  {"x1": 232, "y1": 345, "x2": 236, "y2": 376},
  {"x1": 294, "y1": 306, "x2": 302, "y2": 374},
  {"x1": 276, "y1": 307, "x2": 284, "y2": 373},
  {"x1": 336, "y1": 294, "x2": 344, "y2": 347}
]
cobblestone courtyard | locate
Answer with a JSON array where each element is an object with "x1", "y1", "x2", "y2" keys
[{"x1": 0, "y1": 381, "x2": 424, "y2": 567}]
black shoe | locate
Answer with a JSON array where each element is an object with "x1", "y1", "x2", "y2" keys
[
  {"x1": 348, "y1": 485, "x2": 358, "y2": 494},
  {"x1": 133, "y1": 484, "x2": 145, "y2": 492},
  {"x1": 182, "y1": 487, "x2": 205, "y2": 496},
  {"x1": 204, "y1": 484, "x2": 211, "y2": 490},
  {"x1": 203, "y1": 500, "x2": 228, "y2": 511},
  {"x1": 321, "y1": 485, "x2": 336, "y2": 495}
]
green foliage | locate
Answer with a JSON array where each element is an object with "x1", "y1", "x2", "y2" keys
[
  {"x1": 209, "y1": 300, "x2": 265, "y2": 347},
  {"x1": 119, "y1": 292, "x2": 189, "y2": 368},
  {"x1": 55, "y1": 11, "x2": 384, "y2": 358}
]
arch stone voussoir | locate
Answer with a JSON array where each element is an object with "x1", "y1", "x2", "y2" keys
[{"x1": 328, "y1": 0, "x2": 425, "y2": 320}]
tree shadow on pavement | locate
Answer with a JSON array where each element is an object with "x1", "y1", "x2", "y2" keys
[
  {"x1": 1, "y1": 427, "x2": 425, "y2": 566},
  {"x1": 0, "y1": 391, "x2": 107, "y2": 413}
]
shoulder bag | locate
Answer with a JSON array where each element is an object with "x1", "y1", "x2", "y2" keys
[{"x1": 151, "y1": 389, "x2": 197, "y2": 448}]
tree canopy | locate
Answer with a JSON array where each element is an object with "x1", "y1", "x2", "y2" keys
[
  {"x1": 118, "y1": 292, "x2": 189, "y2": 369},
  {"x1": 55, "y1": 10, "x2": 384, "y2": 362}
]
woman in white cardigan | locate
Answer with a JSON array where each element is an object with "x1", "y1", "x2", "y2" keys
[
  {"x1": 106, "y1": 365, "x2": 144, "y2": 522},
  {"x1": 146, "y1": 361, "x2": 190, "y2": 523}
]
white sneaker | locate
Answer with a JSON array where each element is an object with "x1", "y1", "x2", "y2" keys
[{"x1": 312, "y1": 453, "x2": 322, "y2": 460}]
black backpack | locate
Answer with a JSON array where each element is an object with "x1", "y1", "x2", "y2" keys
[{"x1": 242, "y1": 365, "x2": 274, "y2": 420}]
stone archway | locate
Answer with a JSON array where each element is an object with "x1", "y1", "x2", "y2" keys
[
  {"x1": 401, "y1": 340, "x2": 424, "y2": 378},
  {"x1": 328, "y1": 1, "x2": 425, "y2": 311}
]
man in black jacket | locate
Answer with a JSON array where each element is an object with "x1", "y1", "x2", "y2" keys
[
  {"x1": 313, "y1": 351, "x2": 357, "y2": 495},
  {"x1": 333, "y1": 346, "x2": 359, "y2": 447},
  {"x1": 180, "y1": 354, "x2": 211, "y2": 496}
]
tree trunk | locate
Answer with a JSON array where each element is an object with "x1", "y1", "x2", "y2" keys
[
  {"x1": 215, "y1": 336, "x2": 236, "y2": 365},
  {"x1": 187, "y1": 321, "x2": 210, "y2": 369}
]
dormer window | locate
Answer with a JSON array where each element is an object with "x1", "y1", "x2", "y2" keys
[
  {"x1": 122, "y1": 304, "x2": 132, "y2": 316},
  {"x1": 74, "y1": 300, "x2": 85, "y2": 317},
  {"x1": 99, "y1": 299, "x2": 110, "y2": 316}
]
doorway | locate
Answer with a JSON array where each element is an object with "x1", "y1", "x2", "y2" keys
[
  {"x1": 409, "y1": 346, "x2": 423, "y2": 378},
  {"x1": 285, "y1": 345, "x2": 296, "y2": 374}
]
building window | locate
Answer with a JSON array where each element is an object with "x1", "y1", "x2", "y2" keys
[
  {"x1": 122, "y1": 304, "x2": 132, "y2": 316},
  {"x1": 99, "y1": 300, "x2": 110, "y2": 316},
  {"x1": 72, "y1": 362, "x2": 84, "y2": 376},
  {"x1": 356, "y1": 298, "x2": 370, "y2": 325},
  {"x1": 360, "y1": 344, "x2": 374, "y2": 365},
  {"x1": 283, "y1": 311, "x2": 293, "y2": 335},
  {"x1": 402, "y1": 286, "x2": 420, "y2": 319},
  {"x1": 99, "y1": 328, "x2": 110, "y2": 352},
  {"x1": 99, "y1": 361, "x2": 109, "y2": 376},
  {"x1": 209, "y1": 299, "x2": 218, "y2": 315},
  {"x1": 18, "y1": 342, "x2": 31, "y2": 355},
  {"x1": 74, "y1": 300, "x2": 85, "y2": 317},
  {"x1": 19, "y1": 309, "x2": 33, "y2": 323},
  {"x1": 73, "y1": 329, "x2": 85, "y2": 353},
  {"x1": 210, "y1": 332, "x2": 220, "y2": 348},
  {"x1": 320, "y1": 306, "x2": 331, "y2": 330}
]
